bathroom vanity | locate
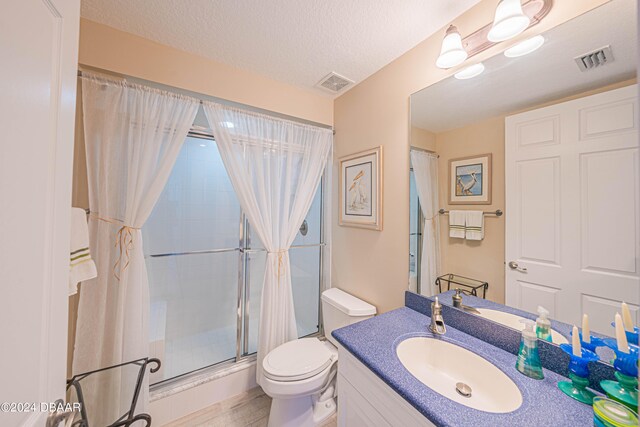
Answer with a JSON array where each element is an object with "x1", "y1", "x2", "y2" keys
[{"x1": 333, "y1": 300, "x2": 605, "y2": 426}]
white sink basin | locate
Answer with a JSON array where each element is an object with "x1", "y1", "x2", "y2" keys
[
  {"x1": 473, "y1": 308, "x2": 569, "y2": 345},
  {"x1": 397, "y1": 337, "x2": 522, "y2": 413}
]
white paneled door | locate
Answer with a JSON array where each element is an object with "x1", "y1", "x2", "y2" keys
[
  {"x1": 0, "y1": 1, "x2": 79, "y2": 426},
  {"x1": 505, "y1": 85, "x2": 640, "y2": 336}
]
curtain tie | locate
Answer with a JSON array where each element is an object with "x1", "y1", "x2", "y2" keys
[
  {"x1": 89, "y1": 212, "x2": 140, "y2": 281},
  {"x1": 268, "y1": 249, "x2": 288, "y2": 282},
  {"x1": 425, "y1": 212, "x2": 438, "y2": 221}
]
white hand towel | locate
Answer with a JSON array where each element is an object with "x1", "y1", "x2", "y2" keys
[
  {"x1": 465, "y1": 210, "x2": 484, "y2": 241},
  {"x1": 448, "y1": 210, "x2": 466, "y2": 239},
  {"x1": 69, "y1": 207, "x2": 97, "y2": 295}
]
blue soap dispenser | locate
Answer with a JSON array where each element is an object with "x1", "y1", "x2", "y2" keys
[{"x1": 516, "y1": 319, "x2": 544, "y2": 380}]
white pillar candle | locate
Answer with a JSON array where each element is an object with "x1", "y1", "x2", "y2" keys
[
  {"x1": 621, "y1": 302, "x2": 634, "y2": 332},
  {"x1": 615, "y1": 313, "x2": 630, "y2": 354},
  {"x1": 572, "y1": 325, "x2": 581, "y2": 357},
  {"x1": 582, "y1": 314, "x2": 590, "y2": 344}
]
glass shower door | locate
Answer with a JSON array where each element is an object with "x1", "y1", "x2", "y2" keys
[
  {"x1": 143, "y1": 133, "x2": 327, "y2": 383},
  {"x1": 143, "y1": 136, "x2": 241, "y2": 383}
]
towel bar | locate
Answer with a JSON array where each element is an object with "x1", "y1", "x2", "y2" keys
[{"x1": 438, "y1": 208, "x2": 502, "y2": 217}]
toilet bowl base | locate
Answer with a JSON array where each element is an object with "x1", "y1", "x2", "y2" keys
[
  {"x1": 267, "y1": 393, "x2": 336, "y2": 427},
  {"x1": 268, "y1": 395, "x2": 312, "y2": 427},
  {"x1": 313, "y1": 395, "x2": 336, "y2": 425}
]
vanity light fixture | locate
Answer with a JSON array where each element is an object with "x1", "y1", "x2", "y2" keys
[
  {"x1": 436, "y1": 25, "x2": 468, "y2": 69},
  {"x1": 504, "y1": 35, "x2": 545, "y2": 57},
  {"x1": 454, "y1": 62, "x2": 485, "y2": 80},
  {"x1": 434, "y1": 1, "x2": 551, "y2": 69},
  {"x1": 488, "y1": 0, "x2": 531, "y2": 42}
]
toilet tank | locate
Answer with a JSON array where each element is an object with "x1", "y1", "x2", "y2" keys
[{"x1": 321, "y1": 288, "x2": 376, "y2": 347}]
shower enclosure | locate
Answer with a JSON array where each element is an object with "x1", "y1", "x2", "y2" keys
[{"x1": 143, "y1": 134, "x2": 325, "y2": 384}]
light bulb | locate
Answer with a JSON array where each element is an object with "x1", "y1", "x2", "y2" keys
[
  {"x1": 436, "y1": 25, "x2": 468, "y2": 69},
  {"x1": 488, "y1": 0, "x2": 530, "y2": 42}
]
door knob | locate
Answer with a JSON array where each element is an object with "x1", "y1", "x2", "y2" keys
[{"x1": 508, "y1": 261, "x2": 527, "y2": 272}]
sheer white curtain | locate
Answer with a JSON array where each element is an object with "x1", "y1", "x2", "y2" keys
[
  {"x1": 202, "y1": 102, "x2": 332, "y2": 383},
  {"x1": 410, "y1": 150, "x2": 441, "y2": 296},
  {"x1": 74, "y1": 73, "x2": 199, "y2": 424}
]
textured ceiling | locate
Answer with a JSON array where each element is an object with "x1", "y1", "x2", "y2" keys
[
  {"x1": 80, "y1": 0, "x2": 481, "y2": 96},
  {"x1": 411, "y1": 0, "x2": 637, "y2": 132}
]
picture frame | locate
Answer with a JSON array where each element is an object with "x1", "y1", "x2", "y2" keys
[
  {"x1": 449, "y1": 153, "x2": 492, "y2": 205},
  {"x1": 339, "y1": 146, "x2": 383, "y2": 230}
]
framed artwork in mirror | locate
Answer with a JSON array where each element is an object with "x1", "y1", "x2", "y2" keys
[
  {"x1": 449, "y1": 153, "x2": 492, "y2": 205},
  {"x1": 339, "y1": 146, "x2": 383, "y2": 230}
]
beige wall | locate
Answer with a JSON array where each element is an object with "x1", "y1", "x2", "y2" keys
[
  {"x1": 436, "y1": 116, "x2": 506, "y2": 302},
  {"x1": 332, "y1": 0, "x2": 610, "y2": 314},
  {"x1": 410, "y1": 127, "x2": 436, "y2": 151},
  {"x1": 79, "y1": 19, "x2": 333, "y2": 126}
]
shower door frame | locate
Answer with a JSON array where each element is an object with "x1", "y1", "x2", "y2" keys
[{"x1": 409, "y1": 167, "x2": 425, "y2": 294}]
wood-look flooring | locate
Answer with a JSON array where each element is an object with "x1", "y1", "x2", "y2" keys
[{"x1": 165, "y1": 387, "x2": 337, "y2": 427}]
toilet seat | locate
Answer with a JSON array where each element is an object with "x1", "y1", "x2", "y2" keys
[{"x1": 263, "y1": 338, "x2": 336, "y2": 382}]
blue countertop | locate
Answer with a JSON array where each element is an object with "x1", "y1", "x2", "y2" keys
[{"x1": 332, "y1": 307, "x2": 597, "y2": 427}]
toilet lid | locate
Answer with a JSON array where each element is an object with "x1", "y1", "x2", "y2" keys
[{"x1": 263, "y1": 338, "x2": 335, "y2": 382}]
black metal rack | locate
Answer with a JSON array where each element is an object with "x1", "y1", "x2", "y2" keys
[
  {"x1": 436, "y1": 273, "x2": 488, "y2": 298},
  {"x1": 66, "y1": 357, "x2": 161, "y2": 427}
]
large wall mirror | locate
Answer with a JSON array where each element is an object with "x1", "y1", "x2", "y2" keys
[{"x1": 408, "y1": 0, "x2": 638, "y2": 347}]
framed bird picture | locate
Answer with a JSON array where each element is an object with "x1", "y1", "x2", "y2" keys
[
  {"x1": 339, "y1": 146, "x2": 383, "y2": 230},
  {"x1": 449, "y1": 154, "x2": 492, "y2": 205}
]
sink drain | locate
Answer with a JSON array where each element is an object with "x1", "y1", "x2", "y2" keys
[{"x1": 455, "y1": 382, "x2": 472, "y2": 398}]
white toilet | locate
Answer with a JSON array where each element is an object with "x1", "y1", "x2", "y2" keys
[{"x1": 261, "y1": 288, "x2": 376, "y2": 427}]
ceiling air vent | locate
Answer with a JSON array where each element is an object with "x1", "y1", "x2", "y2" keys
[
  {"x1": 316, "y1": 72, "x2": 354, "y2": 94},
  {"x1": 574, "y1": 45, "x2": 613, "y2": 72}
]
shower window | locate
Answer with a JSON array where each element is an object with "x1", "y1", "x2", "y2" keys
[{"x1": 143, "y1": 134, "x2": 324, "y2": 384}]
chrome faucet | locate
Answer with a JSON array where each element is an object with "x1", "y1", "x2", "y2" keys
[
  {"x1": 452, "y1": 289, "x2": 463, "y2": 308},
  {"x1": 452, "y1": 289, "x2": 481, "y2": 314},
  {"x1": 430, "y1": 297, "x2": 446, "y2": 335}
]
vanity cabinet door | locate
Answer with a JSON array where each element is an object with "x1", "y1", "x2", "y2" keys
[
  {"x1": 338, "y1": 374, "x2": 391, "y2": 427},
  {"x1": 337, "y1": 347, "x2": 435, "y2": 427}
]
